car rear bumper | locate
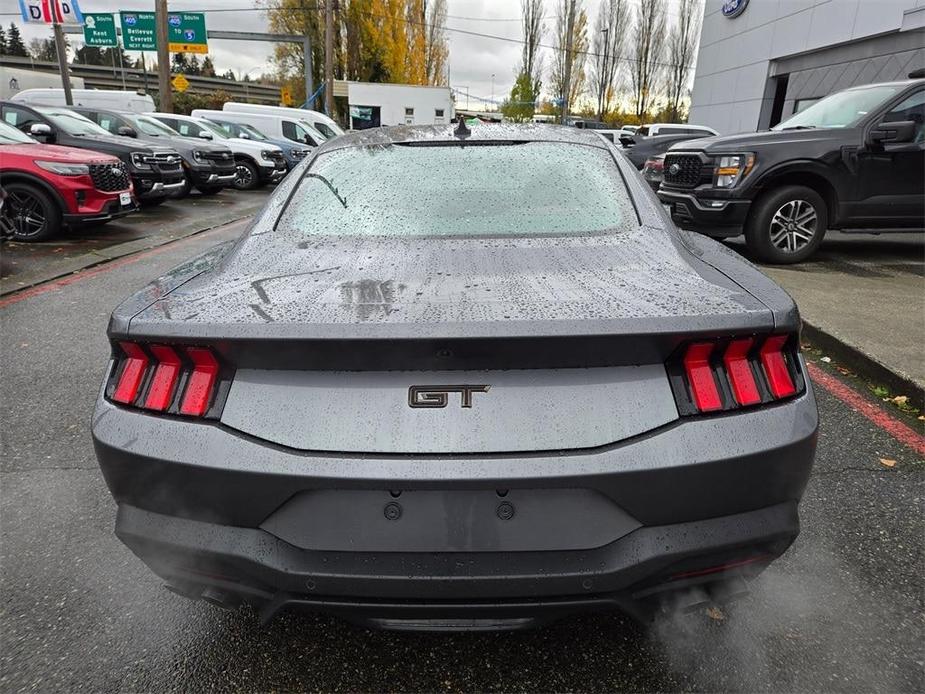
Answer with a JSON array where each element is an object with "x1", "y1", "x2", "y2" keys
[
  {"x1": 658, "y1": 189, "x2": 751, "y2": 236},
  {"x1": 92, "y1": 386, "x2": 817, "y2": 627}
]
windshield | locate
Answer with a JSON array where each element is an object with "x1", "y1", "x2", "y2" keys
[
  {"x1": 773, "y1": 85, "x2": 904, "y2": 130},
  {"x1": 38, "y1": 108, "x2": 113, "y2": 136},
  {"x1": 275, "y1": 142, "x2": 635, "y2": 239},
  {"x1": 299, "y1": 120, "x2": 327, "y2": 142},
  {"x1": 210, "y1": 119, "x2": 269, "y2": 140},
  {"x1": 135, "y1": 115, "x2": 179, "y2": 137},
  {"x1": 193, "y1": 119, "x2": 232, "y2": 139},
  {"x1": 311, "y1": 120, "x2": 343, "y2": 138},
  {"x1": 0, "y1": 120, "x2": 34, "y2": 144}
]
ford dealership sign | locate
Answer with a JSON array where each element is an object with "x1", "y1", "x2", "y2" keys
[{"x1": 722, "y1": 0, "x2": 749, "y2": 18}]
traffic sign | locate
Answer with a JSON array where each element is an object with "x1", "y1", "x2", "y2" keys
[
  {"x1": 167, "y1": 12, "x2": 208, "y2": 54},
  {"x1": 171, "y1": 74, "x2": 190, "y2": 93},
  {"x1": 19, "y1": 0, "x2": 84, "y2": 25},
  {"x1": 83, "y1": 13, "x2": 117, "y2": 48},
  {"x1": 120, "y1": 11, "x2": 157, "y2": 52},
  {"x1": 280, "y1": 87, "x2": 292, "y2": 106}
]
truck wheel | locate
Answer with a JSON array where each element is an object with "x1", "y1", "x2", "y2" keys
[
  {"x1": 3, "y1": 182, "x2": 61, "y2": 242},
  {"x1": 745, "y1": 185, "x2": 827, "y2": 264},
  {"x1": 195, "y1": 185, "x2": 223, "y2": 196},
  {"x1": 175, "y1": 175, "x2": 193, "y2": 199},
  {"x1": 233, "y1": 160, "x2": 259, "y2": 190}
]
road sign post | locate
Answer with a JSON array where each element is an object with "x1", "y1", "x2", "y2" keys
[
  {"x1": 83, "y1": 13, "x2": 117, "y2": 47},
  {"x1": 167, "y1": 12, "x2": 208, "y2": 54}
]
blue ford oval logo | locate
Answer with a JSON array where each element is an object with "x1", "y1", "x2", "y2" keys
[{"x1": 722, "y1": 0, "x2": 749, "y2": 18}]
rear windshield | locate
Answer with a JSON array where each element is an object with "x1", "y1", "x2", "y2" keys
[{"x1": 275, "y1": 142, "x2": 635, "y2": 239}]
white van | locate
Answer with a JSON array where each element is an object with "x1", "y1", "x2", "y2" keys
[
  {"x1": 10, "y1": 88, "x2": 156, "y2": 113},
  {"x1": 191, "y1": 108, "x2": 327, "y2": 148},
  {"x1": 221, "y1": 102, "x2": 344, "y2": 140}
]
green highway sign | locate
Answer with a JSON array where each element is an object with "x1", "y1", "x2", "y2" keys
[
  {"x1": 167, "y1": 12, "x2": 208, "y2": 54},
  {"x1": 120, "y1": 11, "x2": 157, "y2": 52},
  {"x1": 83, "y1": 13, "x2": 117, "y2": 47}
]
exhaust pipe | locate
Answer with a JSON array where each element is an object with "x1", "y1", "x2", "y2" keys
[
  {"x1": 164, "y1": 581, "x2": 202, "y2": 601},
  {"x1": 200, "y1": 586, "x2": 239, "y2": 611},
  {"x1": 708, "y1": 577, "x2": 750, "y2": 604},
  {"x1": 662, "y1": 586, "x2": 713, "y2": 615}
]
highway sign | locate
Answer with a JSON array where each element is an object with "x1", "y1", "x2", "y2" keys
[
  {"x1": 120, "y1": 11, "x2": 157, "y2": 51},
  {"x1": 83, "y1": 13, "x2": 117, "y2": 47},
  {"x1": 167, "y1": 12, "x2": 208, "y2": 54},
  {"x1": 172, "y1": 74, "x2": 190, "y2": 93}
]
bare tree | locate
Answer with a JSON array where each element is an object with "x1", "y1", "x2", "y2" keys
[
  {"x1": 551, "y1": 0, "x2": 588, "y2": 119},
  {"x1": 590, "y1": 0, "x2": 630, "y2": 121},
  {"x1": 665, "y1": 0, "x2": 702, "y2": 121},
  {"x1": 425, "y1": 0, "x2": 449, "y2": 85},
  {"x1": 629, "y1": 0, "x2": 666, "y2": 120},
  {"x1": 521, "y1": 0, "x2": 545, "y2": 97}
]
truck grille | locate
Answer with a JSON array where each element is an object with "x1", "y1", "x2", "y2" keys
[
  {"x1": 663, "y1": 154, "x2": 703, "y2": 188},
  {"x1": 149, "y1": 152, "x2": 183, "y2": 174},
  {"x1": 202, "y1": 150, "x2": 233, "y2": 164},
  {"x1": 89, "y1": 162, "x2": 131, "y2": 192}
]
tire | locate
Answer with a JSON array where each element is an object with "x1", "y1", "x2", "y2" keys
[
  {"x1": 233, "y1": 160, "x2": 259, "y2": 190},
  {"x1": 175, "y1": 174, "x2": 193, "y2": 199},
  {"x1": 2, "y1": 182, "x2": 62, "y2": 242},
  {"x1": 195, "y1": 185, "x2": 223, "y2": 196},
  {"x1": 140, "y1": 197, "x2": 167, "y2": 207},
  {"x1": 744, "y1": 185, "x2": 827, "y2": 264}
]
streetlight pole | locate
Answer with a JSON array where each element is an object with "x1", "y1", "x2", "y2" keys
[
  {"x1": 600, "y1": 26, "x2": 609, "y2": 121},
  {"x1": 490, "y1": 73, "x2": 495, "y2": 112}
]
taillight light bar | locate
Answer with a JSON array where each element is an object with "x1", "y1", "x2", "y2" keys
[
  {"x1": 667, "y1": 334, "x2": 804, "y2": 416},
  {"x1": 105, "y1": 342, "x2": 231, "y2": 419}
]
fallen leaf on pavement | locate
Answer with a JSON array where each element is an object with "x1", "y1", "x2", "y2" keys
[
  {"x1": 706, "y1": 606, "x2": 725, "y2": 621},
  {"x1": 879, "y1": 458, "x2": 897, "y2": 468},
  {"x1": 890, "y1": 396, "x2": 909, "y2": 406},
  {"x1": 820, "y1": 356, "x2": 832, "y2": 363}
]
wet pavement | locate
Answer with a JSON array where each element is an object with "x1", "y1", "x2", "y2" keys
[{"x1": 1, "y1": 219, "x2": 923, "y2": 693}]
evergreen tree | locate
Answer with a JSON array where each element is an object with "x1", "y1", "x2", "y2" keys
[
  {"x1": 6, "y1": 24, "x2": 29, "y2": 57},
  {"x1": 171, "y1": 52, "x2": 188, "y2": 73},
  {"x1": 221, "y1": 69, "x2": 236, "y2": 81},
  {"x1": 186, "y1": 54, "x2": 201, "y2": 75},
  {"x1": 501, "y1": 71, "x2": 536, "y2": 123},
  {"x1": 74, "y1": 45, "x2": 105, "y2": 65},
  {"x1": 0, "y1": 26, "x2": 7, "y2": 56},
  {"x1": 29, "y1": 38, "x2": 58, "y2": 63},
  {"x1": 200, "y1": 56, "x2": 216, "y2": 78}
]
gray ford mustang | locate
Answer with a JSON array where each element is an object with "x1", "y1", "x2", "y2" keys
[{"x1": 92, "y1": 123, "x2": 818, "y2": 631}]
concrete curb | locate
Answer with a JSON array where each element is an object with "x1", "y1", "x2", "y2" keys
[
  {"x1": 0, "y1": 211, "x2": 255, "y2": 298},
  {"x1": 802, "y1": 321, "x2": 924, "y2": 408}
]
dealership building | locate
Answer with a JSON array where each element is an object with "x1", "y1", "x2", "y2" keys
[{"x1": 688, "y1": 0, "x2": 925, "y2": 134}]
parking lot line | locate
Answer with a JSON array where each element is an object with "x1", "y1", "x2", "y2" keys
[{"x1": 807, "y1": 362, "x2": 925, "y2": 457}]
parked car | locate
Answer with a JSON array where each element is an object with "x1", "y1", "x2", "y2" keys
[
  {"x1": 659, "y1": 78, "x2": 925, "y2": 263},
  {"x1": 190, "y1": 109, "x2": 320, "y2": 166},
  {"x1": 92, "y1": 124, "x2": 818, "y2": 630},
  {"x1": 193, "y1": 107, "x2": 326, "y2": 147},
  {"x1": 147, "y1": 112, "x2": 287, "y2": 190},
  {"x1": 0, "y1": 120, "x2": 136, "y2": 241},
  {"x1": 221, "y1": 102, "x2": 345, "y2": 140},
  {"x1": 72, "y1": 107, "x2": 236, "y2": 197},
  {"x1": 621, "y1": 133, "x2": 703, "y2": 168},
  {"x1": 636, "y1": 123, "x2": 718, "y2": 138},
  {"x1": 1, "y1": 101, "x2": 183, "y2": 206},
  {"x1": 192, "y1": 117, "x2": 306, "y2": 170},
  {"x1": 9, "y1": 88, "x2": 156, "y2": 113}
]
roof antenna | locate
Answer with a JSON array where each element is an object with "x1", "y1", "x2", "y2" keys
[{"x1": 454, "y1": 114, "x2": 471, "y2": 140}]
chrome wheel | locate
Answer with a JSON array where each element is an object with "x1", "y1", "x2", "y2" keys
[
  {"x1": 769, "y1": 199, "x2": 817, "y2": 254},
  {"x1": 7, "y1": 190, "x2": 48, "y2": 239},
  {"x1": 234, "y1": 163, "x2": 254, "y2": 189}
]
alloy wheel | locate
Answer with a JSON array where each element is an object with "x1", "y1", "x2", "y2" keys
[
  {"x1": 769, "y1": 199, "x2": 817, "y2": 254},
  {"x1": 234, "y1": 164, "x2": 254, "y2": 189},
  {"x1": 7, "y1": 191, "x2": 47, "y2": 239}
]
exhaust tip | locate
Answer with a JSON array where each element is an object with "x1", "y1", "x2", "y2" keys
[
  {"x1": 200, "y1": 586, "x2": 239, "y2": 611},
  {"x1": 164, "y1": 581, "x2": 202, "y2": 601}
]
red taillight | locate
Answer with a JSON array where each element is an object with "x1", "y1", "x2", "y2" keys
[
  {"x1": 112, "y1": 342, "x2": 148, "y2": 404},
  {"x1": 179, "y1": 347, "x2": 220, "y2": 416},
  {"x1": 144, "y1": 344, "x2": 182, "y2": 411},
  {"x1": 760, "y1": 334, "x2": 797, "y2": 398},
  {"x1": 683, "y1": 342, "x2": 723, "y2": 412},
  {"x1": 723, "y1": 338, "x2": 761, "y2": 406},
  {"x1": 107, "y1": 342, "x2": 227, "y2": 418},
  {"x1": 669, "y1": 333, "x2": 803, "y2": 415}
]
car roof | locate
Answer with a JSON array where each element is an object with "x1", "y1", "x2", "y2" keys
[
  {"x1": 843, "y1": 78, "x2": 924, "y2": 90},
  {"x1": 318, "y1": 123, "x2": 611, "y2": 154}
]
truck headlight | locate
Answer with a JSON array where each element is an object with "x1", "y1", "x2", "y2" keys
[
  {"x1": 261, "y1": 150, "x2": 275, "y2": 161},
  {"x1": 192, "y1": 150, "x2": 205, "y2": 163},
  {"x1": 130, "y1": 152, "x2": 152, "y2": 170},
  {"x1": 289, "y1": 148, "x2": 309, "y2": 158},
  {"x1": 713, "y1": 153, "x2": 755, "y2": 188},
  {"x1": 34, "y1": 160, "x2": 90, "y2": 176}
]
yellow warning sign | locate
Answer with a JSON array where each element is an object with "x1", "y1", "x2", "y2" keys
[
  {"x1": 280, "y1": 87, "x2": 293, "y2": 106},
  {"x1": 171, "y1": 73, "x2": 190, "y2": 92}
]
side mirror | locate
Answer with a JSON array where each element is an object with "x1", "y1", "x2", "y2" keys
[
  {"x1": 869, "y1": 120, "x2": 916, "y2": 145},
  {"x1": 619, "y1": 134, "x2": 635, "y2": 147},
  {"x1": 197, "y1": 130, "x2": 214, "y2": 140},
  {"x1": 117, "y1": 126, "x2": 137, "y2": 138},
  {"x1": 238, "y1": 132, "x2": 250, "y2": 140},
  {"x1": 29, "y1": 122, "x2": 53, "y2": 141}
]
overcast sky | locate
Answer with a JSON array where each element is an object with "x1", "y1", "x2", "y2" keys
[{"x1": 11, "y1": 1, "x2": 687, "y2": 109}]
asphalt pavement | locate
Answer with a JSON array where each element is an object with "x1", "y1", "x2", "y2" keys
[{"x1": 1, "y1": 219, "x2": 923, "y2": 693}]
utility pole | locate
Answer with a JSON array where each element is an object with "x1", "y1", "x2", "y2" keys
[
  {"x1": 324, "y1": 0, "x2": 334, "y2": 117},
  {"x1": 52, "y1": 23, "x2": 73, "y2": 105},
  {"x1": 599, "y1": 26, "x2": 609, "y2": 121},
  {"x1": 155, "y1": 0, "x2": 173, "y2": 113},
  {"x1": 561, "y1": 0, "x2": 576, "y2": 125}
]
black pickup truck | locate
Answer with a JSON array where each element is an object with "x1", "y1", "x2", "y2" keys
[{"x1": 658, "y1": 78, "x2": 924, "y2": 263}]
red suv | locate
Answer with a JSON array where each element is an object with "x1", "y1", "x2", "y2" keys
[{"x1": 0, "y1": 120, "x2": 137, "y2": 241}]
